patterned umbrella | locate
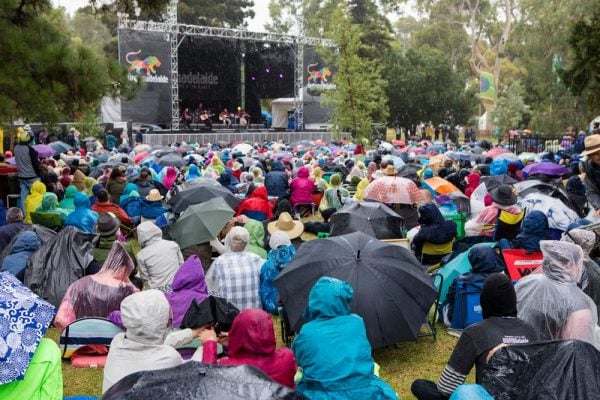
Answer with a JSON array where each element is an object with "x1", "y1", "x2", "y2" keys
[
  {"x1": 364, "y1": 176, "x2": 424, "y2": 205},
  {"x1": 0, "y1": 272, "x2": 55, "y2": 384}
]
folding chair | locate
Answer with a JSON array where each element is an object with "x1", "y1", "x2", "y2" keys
[
  {"x1": 31, "y1": 211, "x2": 63, "y2": 231},
  {"x1": 294, "y1": 203, "x2": 316, "y2": 218},
  {"x1": 59, "y1": 317, "x2": 124, "y2": 359},
  {"x1": 421, "y1": 240, "x2": 455, "y2": 267},
  {"x1": 419, "y1": 273, "x2": 443, "y2": 340}
]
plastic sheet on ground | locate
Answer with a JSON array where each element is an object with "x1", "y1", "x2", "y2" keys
[
  {"x1": 482, "y1": 340, "x2": 600, "y2": 400},
  {"x1": 103, "y1": 362, "x2": 307, "y2": 400}
]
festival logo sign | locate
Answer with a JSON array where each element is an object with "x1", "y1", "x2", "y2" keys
[
  {"x1": 306, "y1": 62, "x2": 336, "y2": 94},
  {"x1": 126, "y1": 50, "x2": 168, "y2": 83}
]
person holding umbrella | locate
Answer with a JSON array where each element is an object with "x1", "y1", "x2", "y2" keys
[{"x1": 292, "y1": 277, "x2": 399, "y2": 400}]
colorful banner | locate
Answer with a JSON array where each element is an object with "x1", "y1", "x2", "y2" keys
[{"x1": 479, "y1": 71, "x2": 497, "y2": 103}]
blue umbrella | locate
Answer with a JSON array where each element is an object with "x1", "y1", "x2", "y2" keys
[
  {"x1": 0, "y1": 272, "x2": 55, "y2": 384},
  {"x1": 49, "y1": 141, "x2": 73, "y2": 154}
]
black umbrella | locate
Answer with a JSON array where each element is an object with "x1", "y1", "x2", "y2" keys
[
  {"x1": 329, "y1": 202, "x2": 404, "y2": 239},
  {"x1": 156, "y1": 153, "x2": 185, "y2": 168},
  {"x1": 180, "y1": 296, "x2": 240, "y2": 331},
  {"x1": 481, "y1": 174, "x2": 518, "y2": 190},
  {"x1": 169, "y1": 180, "x2": 240, "y2": 213},
  {"x1": 514, "y1": 179, "x2": 570, "y2": 205},
  {"x1": 274, "y1": 232, "x2": 436, "y2": 349},
  {"x1": 103, "y1": 363, "x2": 307, "y2": 400}
]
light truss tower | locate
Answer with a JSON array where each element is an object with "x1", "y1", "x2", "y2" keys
[
  {"x1": 167, "y1": 0, "x2": 180, "y2": 130},
  {"x1": 294, "y1": 11, "x2": 305, "y2": 131}
]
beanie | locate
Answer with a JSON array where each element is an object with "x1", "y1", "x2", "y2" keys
[{"x1": 480, "y1": 273, "x2": 517, "y2": 319}]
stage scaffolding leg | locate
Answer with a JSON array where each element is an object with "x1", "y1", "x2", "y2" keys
[{"x1": 168, "y1": 0, "x2": 180, "y2": 131}]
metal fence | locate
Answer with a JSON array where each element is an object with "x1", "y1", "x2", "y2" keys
[
  {"x1": 143, "y1": 131, "x2": 334, "y2": 146},
  {"x1": 507, "y1": 134, "x2": 575, "y2": 154}
]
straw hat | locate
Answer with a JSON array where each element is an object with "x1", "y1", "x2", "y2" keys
[
  {"x1": 267, "y1": 212, "x2": 304, "y2": 239},
  {"x1": 383, "y1": 165, "x2": 397, "y2": 176},
  {"x1": 582, "y1": 134, "x2": 600, "y2": 156},
  {"x1": 146, "y1": 188, "x2": 164, "y2": 201}
]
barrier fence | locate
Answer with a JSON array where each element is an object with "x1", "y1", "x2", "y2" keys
[{"x1": 143, "y1": 131, "x2": 334, "y2": 146}]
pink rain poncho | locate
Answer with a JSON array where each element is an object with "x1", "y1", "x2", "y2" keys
[
  {"x1": 515, "y1": 240, "x2": 599, "y2": 349},
  {"x1": 54, "y1": 242, "x2": 139, "y2": 330}
]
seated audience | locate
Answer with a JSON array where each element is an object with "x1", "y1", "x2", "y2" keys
[
  {"x1": 206, "y1": 226, "x2": 263, "y2": 310},
  {"x1": 1, "y1": 231, "x2": 41, "y2": 281},
  {"x1": 236, "y1": 186, "x2": 273, "y2": 221},
  {"x1": 24, "y1": 180, "x2": 46, "y2": 223},
  {"x1": 260, "y1": 232, "x2": 296, "y2": 313},
  {"x1": 58, "y1": 185, "x2": 77, "y2": 211},
  {"x1": 64, "y1": 192, "x2": 99, "y2": 233},
  {"x1": 411, "y1": 202, "x2": 457, "y2": 263},
  {"x1": 91, "y1": 189, "x2": 132, "y2": 226},
  {"x1": 164, "y1": 255, "x2": 208, "y2": 328},
  {"x1": 290, "y1": 166, "x2": 315, "y2": 206},
  {"x1": 498, "y1": 210, "x2": 549, "y2": 252},
  {"x1": 54, "y1": 242, "x2": 138, "y2": 330},
  {"x1": 35, "y1": 192, "x2": 68, "y2": 223},
  {"x1": 411, "y1": 273, "x2": 539, "y2": 399},
  {"x1": 244, "y1": 219, "x2": 268, "y2": 259},
  {"x1": 199, "y1": 308, "x2": 297, "y2": 388},
  {"x1": 0, "y1": 208, "x2": 29, "y2": 252},
  {"x1": 293, "y1": 277, "x2": 399, "y2": 400}
]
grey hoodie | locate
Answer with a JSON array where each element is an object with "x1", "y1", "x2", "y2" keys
[
  {"x1": 136, "y1": 221, "x2": 184, "y2": 289},
  {"x1": 102, "y1": 290, "x2": 195, "y2": 393}
]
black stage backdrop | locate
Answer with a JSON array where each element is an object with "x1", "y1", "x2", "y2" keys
[{"x1": 119, "y1": 30, "x2": 171, "y2": 124}]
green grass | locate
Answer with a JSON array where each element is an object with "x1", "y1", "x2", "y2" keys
[{"x1": 45, "y1": 321, "x2": 469, "y2": 399}]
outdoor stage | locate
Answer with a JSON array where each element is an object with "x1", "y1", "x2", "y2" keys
[{"x1": 143, "y1": 130, "x2": 334, "y2": 146}]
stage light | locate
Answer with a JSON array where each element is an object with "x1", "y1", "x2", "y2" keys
[
  {"x1": 279, "y1": 73, "x2": 284, "y2": 78},
  {"x1": 251, "y1": 76, "x2": 256, "y2": 81},
  {"x1": 266, "y1": 68, "x2": 270, "y2": 73}
]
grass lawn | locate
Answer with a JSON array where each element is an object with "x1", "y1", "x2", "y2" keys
[{"x1": 45, "y1": 320, "x2": 470, "y2": 399}]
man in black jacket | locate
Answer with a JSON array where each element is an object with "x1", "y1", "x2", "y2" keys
[{"x1": 582, "y1": 134, "x2": 600, "y2": 215}]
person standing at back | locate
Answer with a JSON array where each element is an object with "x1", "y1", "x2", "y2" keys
[{"x1": 14, "y1": 127, "x2": 40, "y2": 211}]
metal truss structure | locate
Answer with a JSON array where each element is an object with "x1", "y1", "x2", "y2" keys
[{"x1": 118, "y1": 1, "x2": 335, "y2": 130}]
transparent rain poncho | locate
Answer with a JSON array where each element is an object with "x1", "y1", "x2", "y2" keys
[
  {"x1": 515, "y1": 240, "x2": 599, "y2": 349},
  {"x1": 54, "y1": 241, "x2": 138, "y2": 330}
]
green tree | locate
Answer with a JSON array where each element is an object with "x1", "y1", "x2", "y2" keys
[
  {"x1": 563, "y1": 3, "x2": 600, "y2": 116},
  {"x1": 69, "y1": 11, "x2": 112, "y2": 56},
  {"x1": 383, "y1": 46, "x2": 471, "y2": 132},
  {"x1": 321, "y1": 5, "x2": 388, "y2": 140},
  {"x1": 0, "y1": 2, "x2": 139, "y2": 125},
  {"x1": 492, "y1": 80, "x2": 530, "y2": 132},
  {"x1": 178, "y1": 0, "x2": 255, "y2": 28}
]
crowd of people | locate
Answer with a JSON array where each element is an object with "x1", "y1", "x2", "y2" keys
[{"x1": 1, "y1": 123, "x2": 600, "y2": 399}]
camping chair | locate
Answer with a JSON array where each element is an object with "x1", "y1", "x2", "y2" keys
[
  {"x1": 59, "y1": 317, "x2": 124, "y2": 360},
  {"x1": 421, "y1": 240, "x2": 455, "y2": 267},
  {"x1": 278, "y1": 306, "x2": 295, "y2": 347},
  {"x1": 294, "y1": 202, "x2": 316, "y2": 218},
  {"x1": 502, "y1": 249, "x2": 543, "y2": 282},
  {"x1": 312, "y1": 190, "x2": 324, "y2": 207},
  {"x1": 419, "y1": 273, "x2": 443, "y2": 340},
  {"x1": 31, "y1": 211, "x2": 63, "y2": 231},
  {"x1": 322, "y1": 172, "x2": 336, "y2": 184},
  {"x1": 493, "y1": 208, "x2": 526, "y2": 242}
]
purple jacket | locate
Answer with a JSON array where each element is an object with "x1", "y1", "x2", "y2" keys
[
  {"x1": 290, "y1": 167, "x2": 315, "y2": 205},
  {"x1": 164, "y1": 255, "x2": 208, "y2": 328}
]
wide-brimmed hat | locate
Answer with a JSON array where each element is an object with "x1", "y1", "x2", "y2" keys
[
  {"x1": 232, "y1": 161, "x2": 242, "y2": 171},
  {"x1": 267, "y1": 212, "x2": 304, "y2": 239},
  {"x1": 582, "y1": 134, "x2": 600, "y2": 156},
  {"x1": 490, "y1": 184, "x2": 518, "y2": 206},
  {"x1": 146, "y1": 188, "x2": 164, "y2": 201},
  {"x1": 96, "y1": 212, "x2": 120, "y2": 236},
  {"x1": 383, "y1": 165, "x2": 397, "y2": 176}
]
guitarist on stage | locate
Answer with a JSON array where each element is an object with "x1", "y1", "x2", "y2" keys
[
  {"x1": 200, "y1": 109, "x2": 213, "y2": 129},
  {"x1": 219, "y1": 108, "x2": 233, "y2": 128}
]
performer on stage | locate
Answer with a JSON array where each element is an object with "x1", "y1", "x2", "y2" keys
[
  {"x1": 219, "y1": 108, "x2": 232, "y2": 128},
  {"x1": 182, "y1": 108, "x2": 192, "y2": 129},
  {"x1": 200, "y1": 109, "x2": 213, "y2": 129}
]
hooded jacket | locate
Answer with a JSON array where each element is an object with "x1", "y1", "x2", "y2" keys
[
  {"x1": 185, "y1": 164, "x2": 201, "y2": 181},
  {"x1": 236, "y1": 186, "x2": 273, "y2": 221},
  {"x1": 1, "y1": 231, "x2": 41, "y2": 280},
  {"x1": 91, "y1": 201, "x2": 132, "y2": 226},
  {"x1": 59, "y1": 185, "x2": 78, "y2": 210},
  {"x1": 260, "y1": 244, "x2": 296, "y2": 313},
  {"x1": 411, "y1": 202, "x2": 457, "y2": 258},
  {"x1": 202, "y1": 309, "x2": 297, "y2": 388},
  {"x1": 24, "y1": 181, "x2": 46, "y2": 223},
  {"x1": 218, "y1": 169, "x2": 239, "y2": 193},
  {"x1": 292, "y1": 277, "x2": 398, "y2": 400},
  {"x1": 290, "y1": 166, "x2": 315, "y2": 205},
  {"x1": 36, "y1": 192, "x2": 69, "y2": 222},
  {"x1": 244, "y1": 219, "x2": 268, "y2": 259},
  {"x1": 566, "y1": 175, "x2": 588, "y2": 218},
  {"x1": 119, "y1": 183, "x2": 138, "y2": 204},
  {"x1": 464, "y1": 173, "x2": 481, "y2": 198},
  {"x1": 164, "y1": 255, "x2": 208, "y2": 328},
  {"x1": 102, "y1": 290, "x2": 195, "y2": 393},
  {"x1": 162, "y1": 167, "x2": 177, "y2": 190},
  {"x1": 120, "y1": 192, "x2": 142, "y2": 222},
  {"x1": 140, "y1": 198, "x2": 167, "y2": 220},
  {"x1": 510, "y1": 210, "x2": 550, "y2": 252},
  {"x1": 136, "y1": 221, "x2": 183, "y2": 289},
  {"x1": 265, "y1": 161, "x2": 289, "y2": 198},
  {"x1": 64, "y1": 193, "x2": 99, "y2": 233},
  {"x1": 105, "y1": 175, "x2": 127, "y2": 205}
]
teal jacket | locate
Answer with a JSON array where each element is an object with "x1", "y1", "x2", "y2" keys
[{"x1": 292, "y1": 277, "x2": 398, "y2": 400}]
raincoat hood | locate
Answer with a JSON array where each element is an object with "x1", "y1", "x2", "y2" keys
[
  {"x1": 64, "y1": 185, "x2": 78, "y2": 199},
  {"x1": 297, "y1": 166, "x2": 309, "y2": 178},
  {"x1": 520, "y1": 211, "x2": 549, "y2": 236},
  {"x1": 466, "y1": 173, "x2": 481, "y2": 189},
  {"x1": 304, "y1": 277, "x2": 353, "y2": 322},
  {"x1": 228, "y1": 309, "x2": 276, "y2": 358},
  {"x1": 468, "y1": 244, "x2": 506, "y2": 274},
  {"x1": 245, "y1": 219, "x2": 265, "y2": 247},
  {"x1": 137, "y1": 221, "x2": 162, "y2": 247},
  {"x1": 418, "y1": 202, "x2": 445, "y2": 225},
  {"x1": 271, "y1": 161, "x2": 285, "y2": 172},
  {"x1": 541, "y1": 240, "x2": 584, "y2": 284},
  {"x1": 250, "y1": 186, "x2": 268, "y2": 200},
  {"x1": 30, "y1": 180, "x2": 46, "y2": 196},
  {"x1": 562, "y1": 229, "x2": 596, "y2": 256},
  {"x1": 40, "y1": 192, "x2": 59, "y2": 211},
  {"x1": 186, "y1": 164, "x2": 201, "y2": 180},
  {"x1": 120, "y1": 183, "x2": 137, "y2": 202},
  {"x1": 219, "y1": 170, "x2": 233, "y2": 186},
  {"x1": 120, "y1": 290, "x2": 171, "y2": 345},
  {"x1": 165, "y1": 255, "x2": 208, "y2": 328},
  {"x1": 566, "y1": 176, "x2": 586, "y2": 196},
  {"x1": 11, "y1": 231, "x2": 41, "y2": 254},
  {"x1": 98, "y1": 241, "x2": 135, "y2": 281},
  {"x1": 74, "y1": 192, "x2": 91, "y2": 208},
  {"x1": 162, "y1": 167, "x2": 177, "y2": 190}
]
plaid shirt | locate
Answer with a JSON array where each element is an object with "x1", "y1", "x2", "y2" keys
[{"x1": 205, "y1": 251, "x2": 263, "y2": 310}]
